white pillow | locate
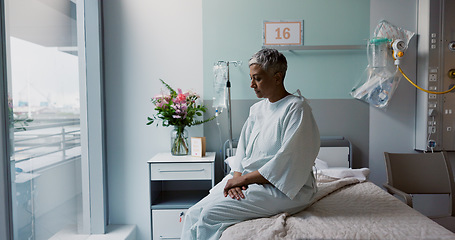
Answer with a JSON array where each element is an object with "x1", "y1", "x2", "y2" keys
[
  {"x1": 224, "y1": 156, "x2": 235, "y2": 167},
  {"x1": 314, "y1": 158, "x2": 329, "y2": 170},
  {"x1": 319, "y1": 167, "x2": 370, "y2": 182}
]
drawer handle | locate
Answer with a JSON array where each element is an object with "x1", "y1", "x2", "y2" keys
[
  {"x1": 158, "y1": 169, "x2": 205, "y2": 173},
  {"x1": 159, "y1": 236, "x2": 180, "y2": 239}
]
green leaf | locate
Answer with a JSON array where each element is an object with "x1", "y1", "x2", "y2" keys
[{"x1": 160, "y1": 79, "x2": 177, "y2": 96}]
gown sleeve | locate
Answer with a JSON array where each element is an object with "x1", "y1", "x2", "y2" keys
[
  {"x1": 228, "y1": 116, "x2": 252, "y2": 174},
  {"x1": 258, "y1": 100, "x2": 320, "y2": 200}
]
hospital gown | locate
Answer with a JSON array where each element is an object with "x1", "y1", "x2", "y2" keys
[{"x1": 180, "y1": 94, "x2": 320, "y2": 240}]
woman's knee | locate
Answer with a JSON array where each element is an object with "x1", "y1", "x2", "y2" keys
[{"x1": 199, "y1": 200, "x2": 233, "y2": 223}]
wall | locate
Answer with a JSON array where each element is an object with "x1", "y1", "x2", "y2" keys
[
  {"x1": 103, "y1": 1, "x2": 203, "y2": 240},
  {"x1": 368, "y1": 0, "x2": 418, "y2": 186},
  {"x1": 203, "y1": 0, "x2": 369, "y2": 100}
]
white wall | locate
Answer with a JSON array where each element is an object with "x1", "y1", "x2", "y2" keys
[{"x1": 103, "y1": 1, "x2": 203, "y2": 239}]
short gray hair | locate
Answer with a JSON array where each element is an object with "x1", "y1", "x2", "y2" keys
[{"x1": 248, "y1": 48, "x2": 287, "y2": 79}]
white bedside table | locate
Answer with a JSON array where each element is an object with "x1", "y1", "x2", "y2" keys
[{"x1": 148, "y1": 152, "x2": 215, "y2": 239}]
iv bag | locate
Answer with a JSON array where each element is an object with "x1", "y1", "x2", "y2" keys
[
  {"x1": 350, "y1": 20, "x2": 414, "y2": 109},
  {"x1": 350, "y1": 37, "x2": 400, "y2": 109},
  {"x1": 367, "y1": 38, "x2": 388, "y2": 68},
  {"x1": 374, "y1": 20, "x2": 415, "y2": 46},
  {"x1": 351, "y1": 67, "x2": 400, "y2": 108},
  {"x1": 213, "y1": 64, "x2": 228, "y2": 109}
]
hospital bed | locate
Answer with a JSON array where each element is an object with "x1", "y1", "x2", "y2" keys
[{"x1": 219, "y1": 137, "x2": 455, "y2": 240}]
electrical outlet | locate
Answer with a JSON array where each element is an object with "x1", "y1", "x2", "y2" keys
[{"x1": 429, "y1": 73, "x2": 437, "y2": 81}]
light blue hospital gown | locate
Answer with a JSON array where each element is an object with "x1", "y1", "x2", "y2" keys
[{"x1": 181, "y1": 94, "x2": 320, "y2": 240}]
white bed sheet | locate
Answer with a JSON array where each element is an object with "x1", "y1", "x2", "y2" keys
[{"x1": 220, "y1": 177, "x2": 455, "y2": 240}]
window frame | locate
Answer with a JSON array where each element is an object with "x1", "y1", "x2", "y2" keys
[
  {"x1": 0, "y1": 0, "x2": 14, "y2": 237},
  {"x1": 0, "y1": 0, "x2": 106, "y2": 238},
  {"x1": 78, "y1": 0, "x2": 107, "y2": 234}
]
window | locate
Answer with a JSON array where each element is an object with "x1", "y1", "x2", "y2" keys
[{"x1": 1, "y1": 0, "x2": 105, "y2": 239}]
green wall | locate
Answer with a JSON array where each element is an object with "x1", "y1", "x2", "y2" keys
[{"x1": 203, "y1": 0, "x2": 370, "y2": 100}]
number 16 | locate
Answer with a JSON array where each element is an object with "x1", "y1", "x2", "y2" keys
[{"x1": 275, "y1": 27, "x2": 291, "y2": 40}]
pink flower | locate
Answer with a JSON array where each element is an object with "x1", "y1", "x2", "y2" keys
[
  {"x1": 153, "y1": 91, "x2": 176, "y2": 109},
  {"x1": 180, "y1": 103, "x2": 188, "y2": 111},
  {"x1": 156, "y1": 99, "x2": 168, "y2": 108},
  {"x1": 170, "y1": 102, "x2": 188, "y2": 119},
  {"x1": 174, "y1": 88, "x2": 187, "y2": 103},
  {"x1": 176, "y1": 93, "x2": 186, "y2": 103}
]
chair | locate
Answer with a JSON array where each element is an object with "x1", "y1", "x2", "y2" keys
[{"x1": 383, "y1": 151, "x2": 455, "y2": 232}]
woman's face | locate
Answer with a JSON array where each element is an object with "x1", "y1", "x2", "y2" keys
[{"x1": 249, "y1": 64, "x2": 281, "y2": 101}]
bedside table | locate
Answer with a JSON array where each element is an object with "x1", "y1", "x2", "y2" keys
[{"x1": 148, "y1": 152, "x2": 215, "y2": 239}]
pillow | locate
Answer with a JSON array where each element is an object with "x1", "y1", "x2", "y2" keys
[
  {"x1": 314, "y1": 158, "x2": 329, "y2": 170},
  {"x1": 319, "y1": 167, "x2": 370, "y2": 182},
  {"x1": 224, "y1": 156, "x2": 235, "y2": 167}
]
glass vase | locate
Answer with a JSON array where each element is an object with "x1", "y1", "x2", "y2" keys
[{"x1": 170, "y1": 126, "x2": 189, "y2": 156}]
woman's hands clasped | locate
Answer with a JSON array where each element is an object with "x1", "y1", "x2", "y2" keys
[
  {"x1": 223, "y1": 172, "x2": 248, "y2": 200},
  {"x1": 223, "y1": 170, "x2": 270, "y2": 200}
]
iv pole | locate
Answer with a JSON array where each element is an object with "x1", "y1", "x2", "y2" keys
[
  {"x1": 226, "y1": 62, "x2": 233, "y2": 157},
  {"x1": 215, "y1": 60, "x2": 241, "y2": 158}
]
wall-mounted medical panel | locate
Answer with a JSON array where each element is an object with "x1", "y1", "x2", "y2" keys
[{"x1": 416, "y1": 0, "x2": 455, "y2": 151}]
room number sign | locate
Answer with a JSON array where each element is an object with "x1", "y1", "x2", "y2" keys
[{"x1": 263, "y1": 21, "x2": 304, "y2": 46}]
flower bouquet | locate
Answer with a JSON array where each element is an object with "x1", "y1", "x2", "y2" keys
[{"x1": 147, "y1": 79, "x2": 215, "y2": 155}]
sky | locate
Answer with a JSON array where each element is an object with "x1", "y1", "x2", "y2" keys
[{"x1": 10, "y1": 37, "x2": 80, "y2": 111}]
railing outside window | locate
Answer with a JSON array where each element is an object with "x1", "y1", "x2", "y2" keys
[
  {"x1": 11, "y1": 118, "x2": 81, "y2": 239},
  {"x1": 14, "y1": 119, "x2": 81, "y2": 173}
]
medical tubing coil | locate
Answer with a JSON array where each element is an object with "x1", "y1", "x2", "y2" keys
[{"x1": 399, "y1": 66, "x2": 455, "y2": 94}]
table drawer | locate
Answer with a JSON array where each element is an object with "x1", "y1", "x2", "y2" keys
[
  {"x1": 152, "y1": 209, "x2": 187, "y2": 239},
  {"x1": 150, "y1": 163, "x2": 212, "y2": 180}
]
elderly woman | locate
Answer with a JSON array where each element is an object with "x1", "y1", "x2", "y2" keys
[{"x1": 181, "y1": 48, "x2": 320, "y2": 240}]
